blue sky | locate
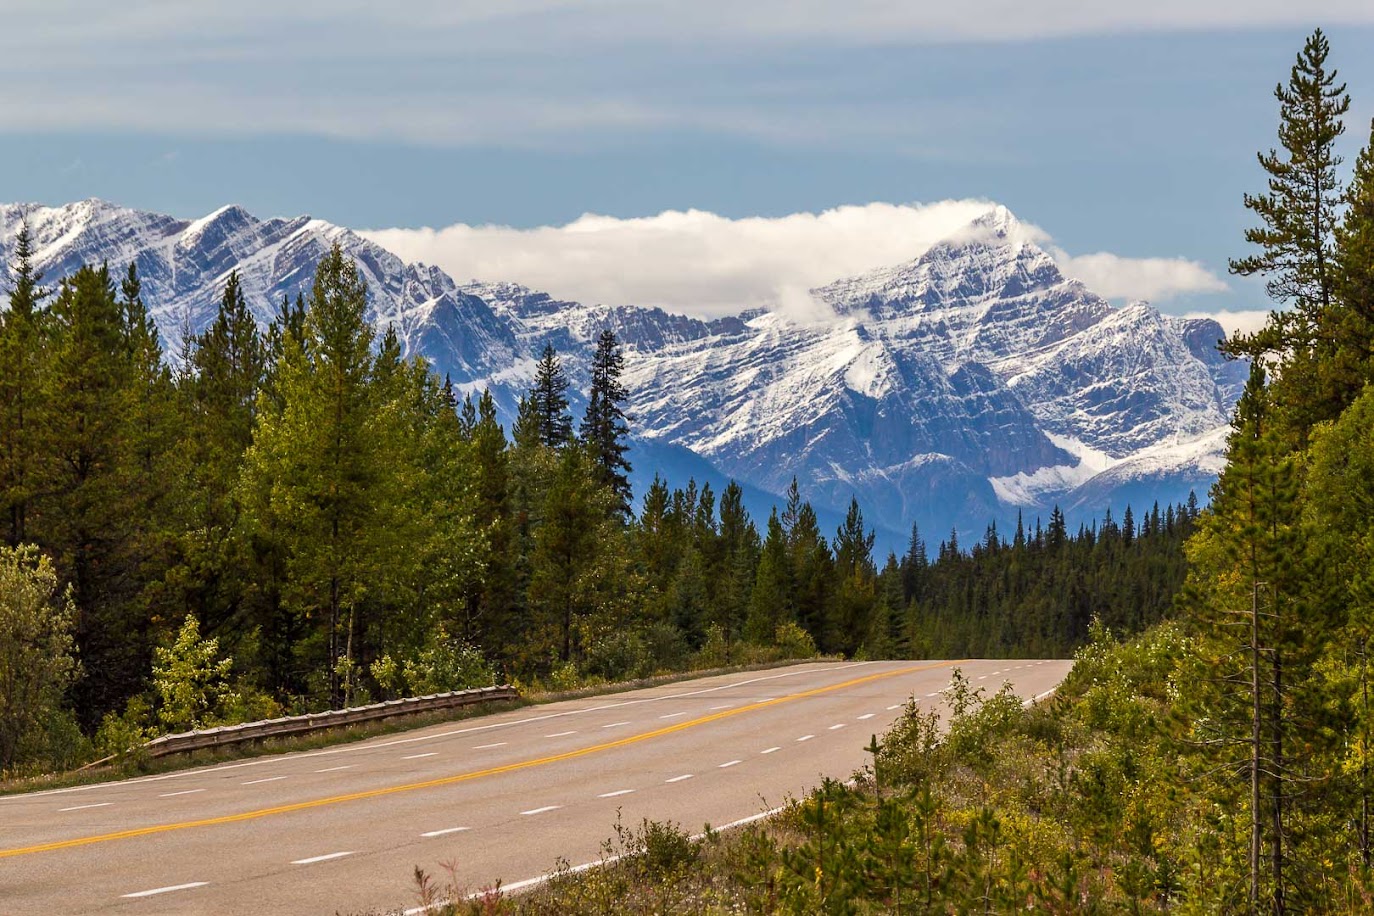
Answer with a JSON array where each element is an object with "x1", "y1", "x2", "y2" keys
[{"x1": 3, "y1": 3, "x2": 1373, "y2": 326}]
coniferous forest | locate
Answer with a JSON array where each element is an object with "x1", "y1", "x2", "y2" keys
[
  {"x1": 422, "y1": 28, "x2": 1374, "y2": 915},
  {"x1": 0, "y1": 230, "x2": 1196, "y2": 777},
  {"x1": 7, "y1": 25, "x2": 1374, "y2": 912}
]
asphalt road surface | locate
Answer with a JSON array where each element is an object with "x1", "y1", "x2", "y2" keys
[{"x1": 0, "y1": 659, "x2": 1072, "y2": 915}]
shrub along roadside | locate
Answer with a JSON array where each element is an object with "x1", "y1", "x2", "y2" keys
[{"x1": 368, "y1": 621, "x2": 1284, "y2": 915}]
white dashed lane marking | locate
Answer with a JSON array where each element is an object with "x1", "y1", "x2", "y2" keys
[
  {"x1": 659, "y1": 711, "x2": 687, "y2": 719},
  {"x1": 121, "y1": 882, "x2": 208, "y2": 898},
  {"x1": 761, "y1": 747, "x2": 780, "y2": 754},
  {"x1": 545, "y1": 731, "x2": 577, "y2": 737},
  {"x1": 857, "y1": 713, "x2": 875, "y2": 720},
  {"x1": 797, "y1": 735, "x2": 814, "y2": 742},
  {"x1": 420, "y1": 827, "x2": 470, "y2": 838},
  {"x1": 473, "y1": 743, "x2": 507, "y2": 749},
  {"x1": 828, "y1": 724, "x2": 846, "y2": 731},
  {"x1": 598, "y1": 789, "x2": 634, "y2": 798},
  {"x1": 719, "y1": 760, "x2": 741, "y2": 768},
  {"x1": 158, "y1": 789, "x2": 204, "y2": 798},
  {"x1": 601, "y1": 722, "x2": 631, "y2": 729},
  {"x1": 402, "y1": 752, "x2": 438, "y2": 760},
  {"x1": 521, "y1": 806, "x2": 562, "y2": 816},
  {"x1": 315, "y1": 765, "x2": 352, "y2": 773},
  {"x1": 665, "y1": 774, "x2": 694, "y2": 783},
  {"x1": 292, "y1": 852, "x2": 354, "y2": 865},
  {"x1": 242, "y1": 776, "x2": 288, "y2": 786},
  {"x1": 60, "y1": 802, "x2": 112, "y2": 812}
]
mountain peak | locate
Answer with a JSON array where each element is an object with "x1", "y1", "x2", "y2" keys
[{"x1": 970, "y1": 203, "x2": 1022, "y2": 235}]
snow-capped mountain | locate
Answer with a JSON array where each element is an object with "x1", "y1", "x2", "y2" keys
[
  {"x1": 0, "y1": 199, "x2": 519, "y2": 385},
  {"x1": 0, "y1": 199, "x2": 1242, "y2": 541}
]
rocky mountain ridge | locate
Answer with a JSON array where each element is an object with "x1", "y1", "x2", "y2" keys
[{"x1": 0, "y1": 199, "x2": 1244, "y2": 541}]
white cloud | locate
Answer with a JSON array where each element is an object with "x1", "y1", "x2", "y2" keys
[
  {"x1": 1183, "y1": 309, "x2": 1272, "y2": 339},
  {"x1": 1053, "y1": 250, "x2": 1229, "y2": 302},
  {"x1": 363, "y1": 201, "x2": 1229, "y2": 319}
]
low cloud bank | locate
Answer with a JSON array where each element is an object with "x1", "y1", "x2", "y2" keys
[{"x1": 364, "y1": 200, "x2": 1229, "y2": 320}]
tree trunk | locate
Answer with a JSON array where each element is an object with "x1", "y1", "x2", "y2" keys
[
  {"x1": 1271, "y1": 643, "x2": 1285, "y2": 915},
  {"x1": 1252, "y1": 581, "x2": 1262, "y2": 914}
]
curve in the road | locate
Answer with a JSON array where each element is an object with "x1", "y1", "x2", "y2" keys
[{"x1": 0, "y1": 659, "x2": 961, "y2": 860}]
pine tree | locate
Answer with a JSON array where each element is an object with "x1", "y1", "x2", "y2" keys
[
  {"x1": 1329, "y1": 118, "x2": 1374, "y2": 399},
  {"x1": 39, "y1": 264, "x2": 147, "y2": 723},
  {"x1": 1229, "y1": 28, "x2": 1350, "y2": 359},
  {"x1": 746, "y1": 510, "x2": 793, "y2": 644},
  {"x1": 240, "y1": 245, "x2": 381, "y2": 708},
  {"x1": 527, "y1": 447, "x2": 613, "y2": 666},
  {"x1": 0, "y1": 216, "x2": 49, "y2": 546},
  {"x1": 580, "y1": 329, "x2": 633, "y2": 516},
  {"x1": 530, "y1": 344, "x2": 573, "y2": 449}
]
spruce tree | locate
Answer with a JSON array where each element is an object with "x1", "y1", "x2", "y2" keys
[
  {"x1": 530, "y1": 343, "x2": 573, "y2": 449},
  {"x1": 580, "y1": 329, "x2": 633, "y2": 516},
  {"x1": 0, "y1": 216, "x2": 49, "y2": 547},
  {"x1": 746, "y1": 510, "x2": 793, "y2": 644},
  {"x1": 40, "y1": 265, "x2": 146, "y2": 723}
]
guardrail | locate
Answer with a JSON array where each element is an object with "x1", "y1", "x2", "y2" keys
[{"x1": 138, "y1": 685, "x2": 520, "y2": 760}]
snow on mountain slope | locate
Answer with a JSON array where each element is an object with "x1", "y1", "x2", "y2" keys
[
  {"x1": 0, "y1": 200, "x2": 520, "y2": 385},
  {"x1": 1, "y1": 199, "x2": 1239, "y2": 536}
]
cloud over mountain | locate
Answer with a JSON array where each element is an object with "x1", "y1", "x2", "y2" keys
[{"x1": 364, "y1": 201, "x2": 1228, "y2": 320}]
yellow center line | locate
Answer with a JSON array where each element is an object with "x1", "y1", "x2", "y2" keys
[{"x1": 0, "y1": 660, "x2": 961, "y2": 859}]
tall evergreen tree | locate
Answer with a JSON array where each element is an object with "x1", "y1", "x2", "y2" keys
[
  {"x1": 580, "y1": 329, "x2": 633, "y2": 516},
  {"x1": 530, "y1": 344, "x2": 573, "y2": 449},
  {"x1": 0, "y1": 216, "x2": 49, "y2": 547},
  {"x1": 240, "y1": 245, "x2": 380, "y2": 708},
  {"x1": 40, "y1": 265, "x2": 146, "y2": 723},
  {"x1": 1229, "y1": 28, "x2": 1350, "y2": 359}
]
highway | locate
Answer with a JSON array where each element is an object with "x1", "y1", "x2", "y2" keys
[{"x1": 0, "y1": 659, "x2": 1072, "y2": 914}]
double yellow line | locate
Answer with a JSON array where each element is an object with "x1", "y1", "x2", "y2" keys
[{"x1": 1, "y1": 661, "x2": 958, "y2": 859}]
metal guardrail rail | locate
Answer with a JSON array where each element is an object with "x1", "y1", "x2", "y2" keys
[{"x1": 139, "y1": 685, "x2": 520, "y2": 759}]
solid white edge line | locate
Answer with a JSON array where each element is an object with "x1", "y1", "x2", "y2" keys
[
  {"x1": 1023, "y1": 687, "x2": 1058, "y2": 708},
  {"x1": 292, "y1": 851, "x2": 354, "y2": 865},
  {"x1": 121, "y1": 882, "x2": 208, "y2": 898},
  {"x1": 404, "y1": 805, "x2": 792, "y2": 915},
  {"x1": 420, "y1": 827, "x2": 471, "y2": 837}
]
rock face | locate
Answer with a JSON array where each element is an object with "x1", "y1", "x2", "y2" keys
[{"x1": 0, "y1": 199, "x2": 1240, "y2": 541}]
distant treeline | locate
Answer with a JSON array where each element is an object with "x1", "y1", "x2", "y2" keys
[{"x1": 0, "y1": 232, "x2": 1191, "y2": 775}]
